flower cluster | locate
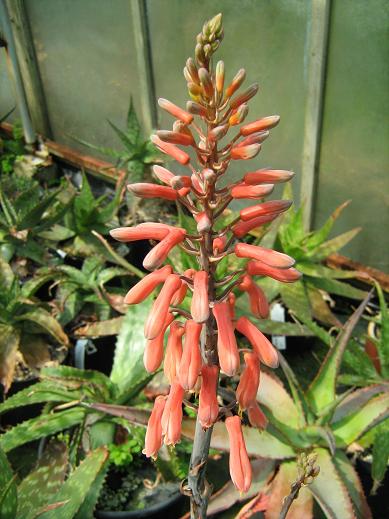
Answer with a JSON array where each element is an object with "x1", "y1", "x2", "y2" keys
[{"x1": 110, "y1": 14, "x2": 299, "y2": 494}]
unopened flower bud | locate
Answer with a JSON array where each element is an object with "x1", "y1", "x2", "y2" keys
[
  {"x1": 243, "y1": 170, "x2": 294, "y2": 185},
  {"x1": 124, "y1": 265, "x2": 173, "y2": 304},
  {"x1": 128, "y1": 182, "x2": 178, "y2": 201},
  {"x1": 231, "y1": 143, "x2": 261, "y2": 161},
  {"x1": 237, "y1": 131, "x2": 270, "y2": 147},
  {"x1": 236, "y1": 352, "x2": 260, "y2": 411},
  {"x1": 209, "y1": 124, "x2": 229, "y2": 141},
  {"x1": 198, "y1": 365, "x2": 219, "y2": 428},
  {"x1": 198, "y1": 68, "x2": 214, "y2": 98},
  {"x1": 230, "y1": 83, "x2": 259, "y2": 110},
  {"x1": 225, "y1": 416, "x2": 252, "y2": 493},
  {"x1": 247, "y1": 401, "x2": 268, "y2": 429},
  {"x1": 213, "y1": 235, "x2": 226, "y2": 254},
  {"x1": 157, "y1": 130, "x2": 194, "y2": 146},
  {"x1": 110, "y1": 223, "x2": 170, "y2": 242},
  {"x1": 225, "y1": 69, "x2": 246, "y2": 98},
  {"x1": 215, "y1": 60, "x2": 225, "y2": 93},
  {"x1": 191, "y1": 270, "x2": 209, "y2": 323},
  {"x1": 161, "y1": 381, "x2": 184, "y2": 445},
  {"x1": 143, "y1": 396, "x2": 167, "y2": 458},
  {"x1": 178, "y1": 320, "x2": 202, "y2": 390},
  {"x1": 195, "y1": 211, "x2": 212, "y2": 233},
  {"x1": 164, "y1": 321, "x2": 184, "y2": 384},
  {"x1": 188, "y1": 82, "x2": 203, "y2": 97},
  {"x1": 235, "y1": 243, "x2": 295, "y2": 269},
  {"x1": 232, "y1": 214, "x2": 279, "y2": 238},
  {"x1": 186, "y1": 57, "x2": 200, "y2": 84},
  {"x1": 246, "y1": 261, "x2": 302, "y2": 283},
  {"x1": 145, "y1": 274, "x2": 182, "y2": 340},
  {"x1": 143, "y1": 229, "x2": 186, "y2": 271},
  {"x1": 170, "y1": 175, "x2": 192, "y2": 190},
  {"x1": 240, "y1": 199, "x2": 293, "y2": 221},
  {"x1": 153, "y1": 165, "x2": 174, "y2": 185},
  {"x1": 144, "y1": 313, "x2": 174, "y2": 372},
  {"x1": 202, "y1": 168, "x2": 216, "y2": 183},
  {"x1": 229, "y1": 104, "x2": 249, "y2": 126},
  {"x1": 213, "y1": 302, "x2": 239, "y2": 376},
  {"x1": 235, "y1": 316, "x2": 279, "y2": 368},
  {"x1": 151, "y1": 135, "x2": 190, "y2": 165},
  {"x1": 186, "y1": 101, "x2": 208, "y2": 117},
  {"x1": 158, "y1": 98, "x2": 193, "y2": 125},
  {"x1": 231, "y1": 183, "x2": 274, "y2": 199},
  {"x1": 238, "y1": 274, "x2": 269, "y2": 319},
  {"x1": 240, "y1": 115, "x2": 280, "y2": 136}
]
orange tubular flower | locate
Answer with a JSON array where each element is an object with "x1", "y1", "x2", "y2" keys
[
  {"x1": 236, "y1": 352, "x2": 260, "y2": 411},
  {"x1": 225, "y1": 416, "x2": 252, "y2": 493},
  {"x1": 247, "y1": 261, "x2": 302, "y2": 283},
  {"x1": 191, "y1": 271, "x2": 209, "y2": 323},
  {"x1": 158, "y1": 97, "x2": 193, "y2": 125},
  {"x1": 231, "y1": 143, "x2": 261, "y2": 161},
  {"x1": 237, "y1": 131, "x2": 269, "y2": 147},
  {"x1": 232, "y1": 213, "x2": 280, "y2": 238},
  {"x1": 243, "y1": 169, "x2": 294, "y2": 185},
  {"x1": 153, "y1": 164, "x2": 175, "y2": 184},
  {"x1": 247, "y1": 401, "x2": 268, "y2": 429},
  {"x1": 144, "y1": 313, "x2": 174, "y2": 373},
  {"x1": 235, "y1": 316, "x2": 279, "y2": 368},
  {"x1": 164, "y1": 321, "x2": 184, "y2": 384},
  {"x1": 213, "y1": 302, "x2": 240, "y2": 376},
  {"x1": 240, "y1": 115, "x2": 280, "y2": 136},
  {"x1": 143, "y1": 229, "x2": 186, "y2": 271},
  {"x1": 171, "y1": 268, "x2": 195, "y2": 306},
  {"x1": 124, "y1": 265, "x2": 173, "y2": 304},
  {"x1": 198, "y1": 365, "x2": 219, "y2": 428},
  {"x1": 157, "y1": 130, "x2": 195, "y2": 147},
  {"x1": 231, "y1": 183, "x2": 274, "y2": 199},
  {"x1": 144, "y1": 274, "x2": 182, "y2": 340},
  {"x1": 213, "y1": 236, "x2": 226, "y2": 254},
  {"x1": 151, "y1": 135, "x2": 191, "y2": 165},
  {"x1": 238, "y1": 274, "x2": 269, "y2": 319},
  {"x1": 228, "y1": 293, "x2": 236, "y2": 319},
  {"x1": 127, "y1": 183, "x2": 178, "y2": 201},
  {"x1": 230, "y1": 83, "x2": 259, "y2": 109},
  {"x1": 235, "y1": 243, "x2": 295, "y2": 269},
  {"x1": 225, "y1": 68, "x2": 246, "y2": 98},
  {"x1": 178, "y1": 320, "x2": 202, "y2": 390},
  {"x1": 143, "y1": 395, "x2": 167, "y2": 458},
  {"x1": 240, "y1": 199, "x2": 292, "y2": 221},
  {"x1": 110, "y1": 224, "x2": 170, "y2": 242},
  {"x1": 161, "y1": 381, "x2": 185, "y2": 445}
]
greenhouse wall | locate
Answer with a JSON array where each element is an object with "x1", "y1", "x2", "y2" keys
[{"x1": 1, "y1": 0, "x2": 388, "y2": 270}]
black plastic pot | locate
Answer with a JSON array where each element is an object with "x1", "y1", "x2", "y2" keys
[{"x1": 94, "y1": 487, "x2": 184, "y2": 519}]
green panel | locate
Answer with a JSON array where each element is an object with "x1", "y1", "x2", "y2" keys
[
  {"x1": 24, "y1": 0, "x2": 147, "y2": 156},
  {"x1": 315, "y1": 0, "x2": 389, "y2": 270},
  {"x1": 0, "y1": 51, "x2": 18, "y2": 121},
  {"x1": 147, "y1": 0, "x2": 308, "y2": 198}
]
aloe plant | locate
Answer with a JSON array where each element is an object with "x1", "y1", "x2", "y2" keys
[
  {"x1": 0, "y1": 300, "x2": 153, "y2": 453},
  {"x1": 51, "y1": 256, "x2": 131, "y2": 326},
  {"x1": 0, "y1": 178, "x2": 70, "y2": 263},
  {"x1": 0, "y1": 440, "x2": 108, "y2": 519},
  {"x1": 0, "y1": 258, "x2": 69, "y2": 392}
]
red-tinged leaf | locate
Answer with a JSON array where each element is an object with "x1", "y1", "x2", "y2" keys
[
  {"x1": 309, "y1": 448, "x2": 362, "y2": 519},
  {"x1": 257, "y1": 371, "x2": 300, "y2": 428},
  {"x1": 332, "y1": 450, "x2": 372, "y2": 519},
  {"x1": 264, "y1": 461, "x2": 313, "y2": 519},
  {"x1": 332, "y1": 384, "x2": 389, "y2": 423}
]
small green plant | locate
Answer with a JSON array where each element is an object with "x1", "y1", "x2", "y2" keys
[
  {"x1": 0, "y1": 258, "x2": 69, "y2": 392},
  {"x1": 74, "y1": 97, "x2": 159, "y2": 182},
  {"x1": 0, "y1": 115, "x2": 24, "y2": 176}
]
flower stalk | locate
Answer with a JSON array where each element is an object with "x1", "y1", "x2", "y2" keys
[{"x1": 110, "y1": 13, "x2": 300, "y2": 519}]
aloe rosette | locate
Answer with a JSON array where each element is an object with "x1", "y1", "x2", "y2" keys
[{"x1": 110, "y1": 13, "x2": 300, "y2": 514}]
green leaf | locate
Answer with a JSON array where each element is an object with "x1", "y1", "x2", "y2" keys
[
  {"x1": 0, "y1": 409, "x2": 85, "y2": 452},
  {"x1": 73, "y1": 463, "x2": 108, "y2": 519},
  {"x1": 110, "y1": 300, "x2": 152, "y2": 399},
  {"x1": 280, "y1": 280, "x2": 311, "y2": 321},
  {"x1": 297, "y1": 262, "x2": 359, "y2": 279},
  {"x1": 21, "y1": 270, "x2": 56, "y2": 298},
  {"x1": 108, "y1": 120, "x2": 136, "y2": 153},
  {"x1": 332, "y1": 392, "x2": 389, "y2": 447},
  {"x1": 72, "y1": 173, "x2": 95, "y2": 230},
  {"x1": 307, "y1": 286, "x2": 341, "y2": 326},
  {"x1": 0, "y1": 189, "x2": 17, "y2": 227},
  {"x1": 16, "y1": 309, "x2": 69, "y2": 346},
  {"x1": 0, "y1": 381, "x2": 81, "y2": 415},
  {"x1": 309, "y1": 448, "x2": 362, "y2": 519},
  {"x1": 74, "y1": 317, "x2": 124, "y2": 338},
  {"x1": 38, "y1": 448, "x2": 109, "y2": 519},
  {"x1": 96, "y1": 267, "x2": 129, "y2": 286},
  {"x1": 372, "y1": 430, "x2": 389, "y2": 491},
  {"x1": 37, "y1": 224, "x2": 75, "y2": 242},
  {"x1": 374, "y1": 281, "x2": 389, "y2": 378},
  {"x1": 332, "y1": 384, "x2": 389, "y2": 423},
  {"x1": 0, "y1": 447, "x2": 17, "y2": 519},
  {"x1": 306, "y1": 292, "x2": 371, "y2": 414},
  {"x1": 315, "y1": 227, "x2": 361, "y2": 260},
  {"x1": 304, "y1": 201, "x2": 351, "y2": 251},
  {"x1": 17, "y1": 441, "x2": 68, "y2": 519},
  {"x1": 308, "y1": 276, "x2": 367, "y2": 300},
  {"x1": 18, "y1": 189, "x2": 61, "y2": 230},
  {"x1": 0, "y1": 257, "x2": 15, "y2": 291},
  {"x1": 126, "y1": 96, "x2": 141, "y2": 145},
  {"x1": 257, "y1": 372, "x2": 301, "y2": 428}
]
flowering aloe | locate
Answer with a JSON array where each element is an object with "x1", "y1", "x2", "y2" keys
[{"x1": 110, "y1": 13, "x2": 299, "y2": 517}]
